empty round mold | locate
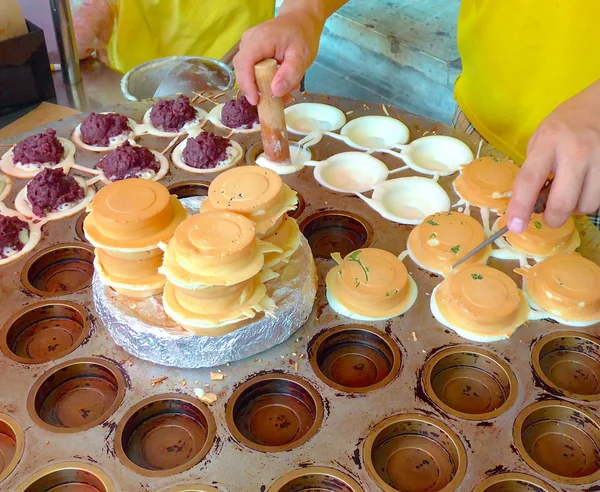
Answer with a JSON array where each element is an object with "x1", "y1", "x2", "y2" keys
[
  {"x1": 340, "y1": 116, "x2": 410, "y2": 150},
  {"x1": 422, "y1": 346, "x2": 517, "y2": 420},
  {"x1": 299, "y1": 211, "x2": 373, "y2": 259},
  {"x1": 1, "y1": 301, "x2": 89, "y2": 364},
  {"x1": 0, "y1": 413, "x2": 24, "y2": 484},
  {"x1": 513, "y1": 400, "x2": 600, "y2": 484},
  {"x1": 309, "y1": 325, "x2": 401, "y2": 393},
  {"x1": 364, "y1": 414, "x2": 467, "y2": 492},
  {"x1": 472, "y1": 473, "x2": 558, "y2": 492},
  {"x1": 15, "y1": 462, "x2": 115, "y2": 492},
  {"x1": 532, "y1": 332, "x2": 600, "y2": 401},
  {"x1": 22, "y1": 243, "x2": 95, "y2": 296},
  {"x1": 269, "y1": 466, "x2": 363, "y2": 491},
  {"x1": 226, "y1": 373, "x2": 324, "y2": 452},
  {"x1": 27, "y1": 357, "x2": 126, "y2": 433},
  {"x1": 115, "y1": 394, "x2": 216, "y2": 477}
]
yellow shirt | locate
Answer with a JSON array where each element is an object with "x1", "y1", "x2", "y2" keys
[
  {"x1": 107, "y1": 0, "x2": 275, "y2": 74},
  {"x1": 455, "y1": 1, "x2": 600, "y2": 162}
]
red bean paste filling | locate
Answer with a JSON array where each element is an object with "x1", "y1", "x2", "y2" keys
[
  {"x1": 27, "y1": 168, "x2": 85, "y2": 217},
  {"x1": 150, "y1": 95, "x2": 197, "y2": 132},
  {"x1": 0, "y1": 214, "x2": 30, "y2": 257},
  {"x1": 221, "y1": 95, "x2": 259, "y2": 129},
  {"x1": 13, "y1": 129, "x2": 65, "y2": 166},
  {"x1": 182, "y1": 132, "x2": 230, "y2": 169},
  {"x1": 97, "y1": 141, "x2": 160, "y2": 181},
  {"x1": 80, "y1": 112, "x2": 131, "y2": 147}
]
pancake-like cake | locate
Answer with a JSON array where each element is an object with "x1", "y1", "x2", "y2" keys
[
  {"x1": 453, "y1": 156, "x2": 519, "y2": 213},
  {"x1": 84, "y1": 178, "x2": 187, "y2": 297},
  {"x1": 431, "y1": 265, "x2": 530, "y2": 342},
  {"x1": 517, "y1": 253, "x2": 600, "y2": 326},
  {"x1": 407, "y1": 211, "x2": 490, "y2": 276},
  {"x1": 160, "y1": 211, "x2": 279, "y2": 334},
  {"x1": 325, "y1": 248, "x2": 418, "y2": 321},
  {"x1": 202, "y1": 166, "x2": 300, "y2": 270},
  {"x1": 494, "y1": 213, "x2": 580, "y2": 260}
]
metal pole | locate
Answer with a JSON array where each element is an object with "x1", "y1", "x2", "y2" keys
[{"x1": 49, "y1": 0, "x2": 82, "y2": 85}]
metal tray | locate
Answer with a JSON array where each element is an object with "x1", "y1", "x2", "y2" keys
[{"x1": 0, "y1": 92, "x2": 599, "y2": 492}]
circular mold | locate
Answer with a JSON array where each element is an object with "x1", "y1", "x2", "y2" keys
[
  {"x1": 309, "y1": 325, "x2": 401, "y2": 393},
  {"x1": 0, "y1": 413, "x2": 24, "y2": 484},
  {"x1": 163, "y1": 486, "x2": 220, "y2": 492},
  {"x1": 15, "y1": 462, "x2": 115, "y2": 492},
  {"x1": 247, "y1": 141, "x2": 314, "y2": 175},
  {"x1": 531, "y1": 332, "x2": 600, "y2": 401},
  {"x1": 75, "y1": 211, "x2": 89, "y2": 242},
  {"x1": 1, "y1": 301, "x2": 90, "y2": 364},
  {"x1": 310, "y1": 152, "x2": 390, "y2": 193},
  {"x1": 364, "y1": 414, "x2": 467, "y2": 492},
  {"x1": 299, "y1": 211, "x2": 373, "y2": 259},
  {"x1": 359, "y1": 177, "x2": 451, "y2": 225},
  {"x1": 288, "y1": 190, "x2": 305, "y2": 220},
  {"x1": 167, "y1": 180, "x2": 210, "y2": 199},
  {"x1": 22, "y1": 243, "x2": 95, "y2": 296},
  {"x1": 27, "y1": 357, "x2": 126, "y2": 433},
  {"x1": 422, "y1": 346, "x2": 517, "y2": 420},
  {"x1": 400, "y1": 135, "x2": 474, "y2": 176},
  {"x1": 269, "y1": 466, "x2": 364, "y2": 491},
  {"x1": 115, "y1": 393, "x2": 216, "y2": 477},
  {"x1": 513, "y1": 400, "x2": 600, "y2": 484},
  {"x1": 285, "y1": 102, "x2": 347, "y2": 135},
  {"x1": 472, "y1": 473, "x2": 558, "y2": 492},
  {"x1": 226, "y1": 373, "x2": 324, "y2": 452},
  {"x1": 340, "y1": 116, "x2": 410, "y2": 150}
]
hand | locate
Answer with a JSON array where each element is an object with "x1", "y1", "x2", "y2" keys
[
  {"x1": 507, "y1": 80, "x2": 600, "y2": 233},
  {"x1": 233, "y1": 9, "x2": 325, "y2": 105}
]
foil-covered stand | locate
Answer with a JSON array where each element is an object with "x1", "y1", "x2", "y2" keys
[{"x1": 93, "y1": 237, "x2": 317, "y2": 368}]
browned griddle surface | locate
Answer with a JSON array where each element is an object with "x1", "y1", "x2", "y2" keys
[{"x1": 0, "y1": 92, "x2": 599, "y2": 491}]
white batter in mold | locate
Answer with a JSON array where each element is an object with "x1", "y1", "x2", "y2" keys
[
  {"x1": 71, "y1": 112, "x2": 139, "y2": 152},
  {"x1": 0, "y1": 173, "x2": 12, "y2": 202},
  {"x1": 14, "y1": 175, "x2": 95, "y2": 222},
  {"x1": 172, "y1": 134, "x2": 243, "y2": 174},
  {"x1": 95, "y1": 146, "x2": 170, "y2": 184},
  {"x1": 284, "y1": 102, "x2": 346, "y2": 135},
  {"x1": 138, "y1": 106, "x2": 208, "y2": 138},
  {"x1": 255, "y1": 142, "x2": 312, "y2": 175},
  {"x1": 207, "y1": 104, "x2": 261, "y2": 133},
  {"x1": 357, "y1": 176, "x2": 451, "y2": 224},
  {"x1": 305, "y1": 151, "x2": 393, "y2": 193},
  {"x1": 398, "y1": 135, "x2": 473, "y2": 176},
  {"x1": 0, "y1": 137, "x2": 77, "y2": 179},
  {"x1": 0, "y1": 203, "x2": 42, "y2": 267}
]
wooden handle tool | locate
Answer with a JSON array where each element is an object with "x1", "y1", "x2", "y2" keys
[{"x1": 254, "y1": 59, "x2": 291, "y2": 166}]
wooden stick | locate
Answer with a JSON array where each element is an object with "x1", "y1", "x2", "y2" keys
[{"x1": 254, "y1": 59, "x2": 291, "y2": 165}]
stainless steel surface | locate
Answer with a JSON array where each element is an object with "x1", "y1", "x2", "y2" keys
[
  {"x1": 52, "y1": 59, "x2": 126, "y2": 111},
  {"x1": 0, "y1": 93, "x2": 598, "y2": 491},
  {"x1": 49, "y1": 0, "x2": 81, "y2": 86}
]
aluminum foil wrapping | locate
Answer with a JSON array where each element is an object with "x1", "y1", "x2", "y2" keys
[{"x1": 93, "y1": 236, "x2": 317, "y2": 368}]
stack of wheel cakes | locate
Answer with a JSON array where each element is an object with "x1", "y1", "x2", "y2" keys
[
  {"x1": 84, "y1": 178, "x2": 187, "y2": 297},
  {"x1": 161, "y1": 166, "x2": 302, "y2": 335}
]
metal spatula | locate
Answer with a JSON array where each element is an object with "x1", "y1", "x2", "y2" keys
[
  {"x1": 152, "y1": 42, "x2": 239, "y2": 97},
  {"x1": 452, "y1": 179, "x2": 554, "y2": 270}
]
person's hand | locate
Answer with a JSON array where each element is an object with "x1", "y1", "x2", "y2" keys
[
  {"x1": 507, "y1": 80, "x2": 600, "y2": 233},
  {"x1": 233, "y1": 9, "x2": 325, "y2": 105}
]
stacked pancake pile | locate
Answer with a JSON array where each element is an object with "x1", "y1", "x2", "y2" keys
[
  {"x1": 201, "y1": 166, "x2": 301, "y2": 270},
  {"x1": 84, "y1": 178, "x2": 187, "y2": 297},
  {"x1": 161, "y1": 166, "x2": 301, "y2": 335}
]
